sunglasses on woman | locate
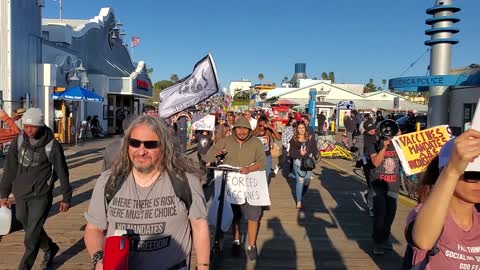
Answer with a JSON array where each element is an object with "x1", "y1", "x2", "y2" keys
[
  {"x1": 462, "y1": 172, "x2": 480, "y2": 183},
  {"x1": 128, "y1": 138, "x2": 160, "y2": 149}
]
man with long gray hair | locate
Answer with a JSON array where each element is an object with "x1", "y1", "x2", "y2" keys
[{"x1": 84, "y1": 116, "x2": 210, "y2": 270}]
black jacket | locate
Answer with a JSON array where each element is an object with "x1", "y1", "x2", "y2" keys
[
  {"x1": 289, "y1": 136, "x2": 318, "y2": 160},
  {"x1": 0, "y1": 127, "x2": 72, "y2": 202}
]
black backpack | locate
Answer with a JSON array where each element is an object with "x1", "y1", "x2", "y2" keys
[{"x1": 104, "y1": 170, "x2": 192, "y2": 212}]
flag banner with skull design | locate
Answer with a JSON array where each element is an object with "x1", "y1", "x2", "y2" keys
[{"x1": 159, "y1": 53, "x2": 220, "y2": 118}]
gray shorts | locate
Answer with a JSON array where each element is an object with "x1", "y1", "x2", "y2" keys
[{"x1": 231, "y1": 202, "x2": 263, "y2": 222}]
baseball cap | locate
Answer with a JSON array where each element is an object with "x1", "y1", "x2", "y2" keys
[{"x1": 363, "y1": 120, "x2": 375, "y2": 132}]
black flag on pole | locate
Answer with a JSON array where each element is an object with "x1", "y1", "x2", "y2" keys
[{"x1": 159, "y1": 53, "x2": 220, "y2": 118}]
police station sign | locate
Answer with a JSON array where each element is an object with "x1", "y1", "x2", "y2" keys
[{"x1": 388, "y1": 75, "x2": 468, "y2": 90}]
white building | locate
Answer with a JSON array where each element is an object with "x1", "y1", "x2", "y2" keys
[
  {"x1": 229, "y1": 80, "x2": 251, "y2": 97},
  {"x1": 448, "y1": 64, "x2": 480, "y2": 134},
  {"x1": 267, "y1": 79, "x2": 428, "y2": 125},
  {"x1": 0, "y1": 1, "x2": 152, "y2": 135}
]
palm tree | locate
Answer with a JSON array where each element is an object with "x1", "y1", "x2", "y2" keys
[
  {"x1": 328, "y1": 72, "x2": 335, "y2": 83},
  {"x1": 321, "y1": 72, "x2": 329, "y2": 80},
  {"x1": 258, "y1": 73, "x2": 264, "y2": 84},
  {"x1": 382, "y1": 79, "x2": 387, "y2": 90},
  {"x1": 170, "y1": 74, "x2": 179, "y2": 83}
]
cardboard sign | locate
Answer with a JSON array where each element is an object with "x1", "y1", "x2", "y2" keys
[
  {"x1": 392, "y1": 125, "x2": 451, "y2": 176},
  {"x1": 192, "y1": 114, "x2": 215, "y2": 131},
  {"x1": 213, "y1": 170, "x2": 271, "y2": 206}
]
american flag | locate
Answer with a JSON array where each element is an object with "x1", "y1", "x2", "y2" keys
[{"x1": 131, "y1": 36, "x2": 140, "y2": 48}]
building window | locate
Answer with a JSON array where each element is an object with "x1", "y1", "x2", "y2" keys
[
  {"x1": 41, "y1": 31, "x2": 49, "y2": 41},
  {"x1": 464, "y1": 103, "x2": 477, "y2": 130}
]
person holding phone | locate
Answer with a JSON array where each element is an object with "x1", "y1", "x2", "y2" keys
[{"x1": 288, "y1": 121, "x2": 318, "y2": 210}]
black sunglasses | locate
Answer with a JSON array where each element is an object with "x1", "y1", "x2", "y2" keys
[
  {"x1": 462, "y1": 172, "x2": 480, "y2": 183},
  {"x1": 128, "y1": 138, "x2": 160, "y2": 149}
]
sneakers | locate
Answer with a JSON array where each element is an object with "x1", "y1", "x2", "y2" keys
[
  {"x1": 273, "y1": 165, "x2": 280, "y2": 175},
  {"x1": 246, "y1": 245, "x2": 258, "y2": 261},
  {"x1": 231, "y1": 242, "x2": 241, "y2": 257},
  {"x1": 373, "y1": 244, "x2": 384, "y2": 255},
  {"x1": 40, "y1": 242, "x2": 59, "y2": 269}
]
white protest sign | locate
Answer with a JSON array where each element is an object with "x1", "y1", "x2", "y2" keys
[
  {"x1": 213, "y1": 170, "x2": 271, "y2": 206},
  {"x1": 192, "y1": 114, "x2": 215, "y2": 131},
  {"x1": 466, "y1": 98, "x2": 480, "y2": 172}
]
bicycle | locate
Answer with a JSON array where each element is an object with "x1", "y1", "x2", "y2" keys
[{"x1": 400, "y1": 171, "x2": 419, "y2": 201}]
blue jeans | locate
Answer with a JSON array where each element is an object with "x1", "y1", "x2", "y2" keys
[
  {"x1": 294, "y1": 162, "x2": 312, "y2": 203},
  {"x1": 265, "y1": 155, "x2": 272, "y2": 180}
]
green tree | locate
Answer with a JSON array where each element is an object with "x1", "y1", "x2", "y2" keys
[
  {"x1": 258, "y1": 73, "x2": 264, "y2": 84},
  {"x1": 154, "y1": 80, "x2": 174, "y2": 90},
  {"x1": 364, "y1": 78, "x2": 377, "y2": 93},
  {"x1": 282, "y1": 76, "x2": 289, "y2": 83},
  {"x1": 321, "y1": 72, "x2": 329, "y2": 80},
  {"x1": 170, "y1": 74, "x2": 179, "y2": 83},
  {"x1": 382, "y1": 79, "x2": 387, "y2": 90},
  {"x1": 147, "y1": 80, "x2": 174, "y2": 105},
  {"x1": 328, "y1": 72, "x2": 335, "y2": 83}
]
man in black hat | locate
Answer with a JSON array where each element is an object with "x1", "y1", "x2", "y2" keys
[{"x1": 363, "y1": 119, "x2": 401, "y2": 255}]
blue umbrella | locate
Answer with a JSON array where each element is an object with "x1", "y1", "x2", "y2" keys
[{"x1": 51, "y1": 85, "x2": 104, "y2": 102}]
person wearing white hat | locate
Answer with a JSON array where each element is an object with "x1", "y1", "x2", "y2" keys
[{"x1": 0, "y1": 108, "x2": 72, "y2": 270}]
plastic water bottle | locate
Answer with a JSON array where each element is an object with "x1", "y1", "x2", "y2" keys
[{"x1": 0, "y1": 206, "x2": 12, "y2": 235}]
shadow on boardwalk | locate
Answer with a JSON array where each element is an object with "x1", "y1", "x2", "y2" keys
[
  {"x1": 318, "y1": 165, "x2": 404, "y2": 269},
  {"x1": 255, "y1": 217, "x2": 297, "y2": 270}
]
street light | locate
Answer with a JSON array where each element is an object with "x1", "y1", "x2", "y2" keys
[{"x1": 63, "y1": 59, "x2": 86, "y2": 83}]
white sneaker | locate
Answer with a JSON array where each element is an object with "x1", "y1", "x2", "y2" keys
[{"x1": 274, "y1": 165, "x2": 280, "y2": 175}]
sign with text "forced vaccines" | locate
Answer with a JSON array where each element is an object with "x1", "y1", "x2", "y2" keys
[
  {"x1": 213, "y1": 170, "x2": 271, "y2": 206},
  {"x1": 392, "y1": 125, "x2": 451, "y2": 176}
]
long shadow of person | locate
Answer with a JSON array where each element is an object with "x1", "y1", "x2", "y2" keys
[
  {"x1": 318, "y1": 165, "x2": 405, "y2": 269},
  {"x1": 254, "y1": 217, "x2": 296, "y2": 270},
  {"x1": 297, "y1": 188, "x2": 346, "y2": 269}
]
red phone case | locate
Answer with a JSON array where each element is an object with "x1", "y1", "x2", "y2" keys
[{"x1": 103, "y1": 235, "x2": 130, "y2": 270}]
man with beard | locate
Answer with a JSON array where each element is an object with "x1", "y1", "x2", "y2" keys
[
  {"x1": 0, "y1": 108, "x2": 71, "y2": 270},
  {"x1": 204, "y1": 116, "x2": 266, "y2": 261},
  {"x1": 84, "y1": 116, "x2": 210, "y2": 270}
]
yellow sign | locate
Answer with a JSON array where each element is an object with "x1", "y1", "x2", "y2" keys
[{"x1": 392, "y1": 125, "x2": 452, "y2": 176}]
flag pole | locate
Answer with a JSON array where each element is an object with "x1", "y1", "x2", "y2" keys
[{"x1": 131, "y1": 45, "x2": 134, "y2": 63}]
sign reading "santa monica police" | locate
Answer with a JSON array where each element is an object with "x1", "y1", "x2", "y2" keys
[{"x1": 389, "y1": 75, "x2": 467, "y2": 90}]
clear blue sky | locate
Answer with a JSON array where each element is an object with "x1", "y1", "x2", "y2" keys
[{"x1": 43, "y1": 0, "x2": 480, "y2": 88}]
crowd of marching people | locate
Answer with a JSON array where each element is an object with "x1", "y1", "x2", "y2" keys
[{"x1": 0, "y1": 98, "x2": 479, "y2": 270}]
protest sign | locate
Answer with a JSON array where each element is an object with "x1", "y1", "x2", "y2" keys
[
  {"x1": 213, "y1": 170, "x2": 271, "y2": 206},
  {"x1": 392, "y1": 125, "x2": 451, "y2": 176},
  {"x1": 192, "y1": 114, "x2": 215, "y2": 131}
]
